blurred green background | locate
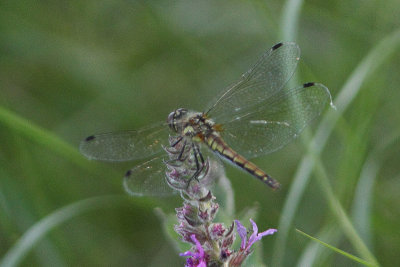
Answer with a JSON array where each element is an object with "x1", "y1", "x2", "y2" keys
[{"x1": 1, "y1": 0, "x2": 400, "y2": 266}]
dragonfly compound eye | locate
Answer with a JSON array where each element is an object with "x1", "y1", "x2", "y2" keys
[
  {"x1": 175, "y1": 108, "x2": 188, "y2": 117},
  {"x1": 168, "y1": 108, "x2": 188, "y2": 131},
  {"x1": 167, "y1": 111, "x2": 176, "y2": 131}
]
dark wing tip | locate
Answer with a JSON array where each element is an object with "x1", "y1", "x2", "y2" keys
[
  {"x1": 272, "y1": 42, "x2": 283, "y2": 50},
  {"x1": 303, "y1": 82, "x2": 315, "y2": 88},
  {"x1": 85, "y1": 135, "x2": 96, "y2": 141},
  {"x1": 125, "y1": 169, "x2": 132, "y2": 177}
]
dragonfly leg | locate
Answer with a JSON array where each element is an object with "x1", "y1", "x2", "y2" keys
[
  {"x1": 192, "y1": 143, "x2": 200, "y2": 171},
  {"x1": 197, "y1": 144, "x2": 205, "y2": 165},
  {"x1": 177, "y1": 140, "x2": 187, "y2": 161},
  {"x1": 171, "y1": 136, "x2": 183, "y2": 147},
  {"x1": 189, "y1": 143, "x2": 206, "y2": 182},
  {"x1": 164, "y1": 138, "x2": 189, "y2": 166}
]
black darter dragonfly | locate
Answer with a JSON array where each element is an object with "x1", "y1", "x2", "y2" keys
[{"x1": 80, "y1": 42, "x2": 332, "y2": 196}]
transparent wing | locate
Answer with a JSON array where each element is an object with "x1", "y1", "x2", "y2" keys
[
  {"x1": 220, "y1": 83, "x2": 332, "y2": 159},
  {"x1": 79, "y1": 121, "x2": 169, "y2": 161},
  {"x1": 207, "y1": 42, "x2": 300, "y2": 123},
  {"x1": 123, "y1": 157, "x2": 175, "y2": 196}
]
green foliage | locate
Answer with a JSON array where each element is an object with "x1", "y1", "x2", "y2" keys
[
  {"x1": 295, "y1": 229, "x2": 376, "y2": 267},
  {"x1": 1, "y1": 0, "x2": 400, "y2": 266}
]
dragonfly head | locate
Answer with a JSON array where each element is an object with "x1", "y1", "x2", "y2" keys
[{"x1": 167, "y1": 108, "x2": 188, "y2": 132}]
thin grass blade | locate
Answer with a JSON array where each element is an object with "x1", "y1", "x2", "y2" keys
[
  {"x1": 0, "y1": 196, "x2": 129, "y2": 267},
  {"x1": 296, "y1": 229, "x2": 377, "y2": 267}
]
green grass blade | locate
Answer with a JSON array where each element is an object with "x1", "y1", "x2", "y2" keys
[
  {"x1": 279, "y1": 0, "x2": 304, "y2": 41},
  {"x1": 352, "y1": 132, "x2": 400, "y2": 247},
  {"x1": 296, "y1": 223, "x2": 338, "y2": 266},
  {"x1": 312, "y1": 156, "x2": 380, "y2": 266},
  {"x1": 273, "y1": 28, "x2": 400, "y2": 265},
  {"x1": 0, "y1": 196, "x2": 129, "y2": 267},
  {"x1": 295, "y1": 229, "x2": 377, "y2": 267},
  {"x1": 0, "y1": 105, "x2": 86, "y2": 169}
]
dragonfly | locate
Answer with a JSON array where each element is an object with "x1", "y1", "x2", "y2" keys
[{"x1": 80, "y1": 42, "x2": 332, "y2": 196}]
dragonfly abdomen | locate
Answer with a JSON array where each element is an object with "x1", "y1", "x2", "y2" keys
[{"x1": 205, "y1": 134, "x2": 280, "y2": 190}]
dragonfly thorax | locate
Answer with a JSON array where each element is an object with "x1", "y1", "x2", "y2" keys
[{"x1": 167, "y1": 108, "x2": 215, "y2": 138}]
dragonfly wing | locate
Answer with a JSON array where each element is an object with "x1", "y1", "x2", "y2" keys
[
  {"x1": 123, "y1": 157, "x2": 176, "y2": 196},
  {"x1": 207, "y1": 42, "x2": 300, "y2": 123},
  {"x1": 220, "y1": 83, "x2": 332, "y2": 159},
  {"x1": 80, "y1": 121, "x2": 169, "y2": 161}
]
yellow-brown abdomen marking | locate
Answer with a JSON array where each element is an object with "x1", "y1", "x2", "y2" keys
[
  {"x1": 211, "y1": 139, "x2": 218, "y2": 150},
  {"x1": 254, "y1": 169, "x2": 265, "y2": 178},
  {"x1": 207, "y1": 137, "x2": 214, "y2": 147},
  {"x1": 216, "y1": 143, "x2": 225, "y2": 153},
  {"x1": 244, "y1": 161, "x2": 258, "y2": 172},
  {"x1": 222, "y1": 148, "x2": 235, "y2": 159},
  {"x1": 232, "y1": 154, "x2": 246, "y2": 167},
  {"x1": 205, "y1": 134, "x2": 280, "y2": 190}
]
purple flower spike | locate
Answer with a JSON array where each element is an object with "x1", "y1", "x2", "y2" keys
[
  {"x1": 234, "y1": 220, "x2": 247, "y2": 250},
  {"x1": 179, "y1": 234, "x2": 207, "y2": 267},
  {"x1": 235, "y1": 219, "x2": 277, "y2": 253},
  {"x1": 247, "y1": 219, "x2": 277, "y2": 249}
]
